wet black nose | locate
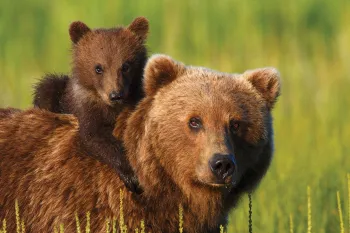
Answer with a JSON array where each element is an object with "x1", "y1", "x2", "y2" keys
[
  {"x1": 109, "y1": 91, "x2": 123, "y2": 102},
  {"x1": 209, "y1": 154, "x2": 236, "y2": 181}
]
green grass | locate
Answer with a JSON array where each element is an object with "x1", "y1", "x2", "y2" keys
[
  {"x1": 1, "y1": 183, "x2": 349, "y2": 232},
  {"x1": 0, "y1": 0, "x2": 349, "y2": 232}
]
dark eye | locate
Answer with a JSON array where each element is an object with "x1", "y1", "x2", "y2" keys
[
  {"x1": 230, "y1": 120, "x2": 240, "y2": 132},
  {"x1": 121, "y1": 62, "x2": 131, "y2": 73},
  {"x1": 95, "y1": 65, "x2": 103, "y2": 74},
  {"x1": 189, "y1": 117, "x2": 202, "y2": 130}
]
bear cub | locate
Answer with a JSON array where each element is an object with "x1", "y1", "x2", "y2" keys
[{"x1": 33, "y1": 17, "x2": 149, "y2": 194}]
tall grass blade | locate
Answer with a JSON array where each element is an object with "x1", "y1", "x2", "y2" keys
[{"x1": 337, "y1": 191, "x2": 345, "y2": 233}]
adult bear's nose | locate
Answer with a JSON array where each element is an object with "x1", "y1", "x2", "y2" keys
[{"x1": 209, "y1": 153, "x2": 236, "y2": 182}]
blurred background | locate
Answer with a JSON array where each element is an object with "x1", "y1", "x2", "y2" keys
[{"x1": 0, "y1": 0, "x2": 349, "y2": 232}]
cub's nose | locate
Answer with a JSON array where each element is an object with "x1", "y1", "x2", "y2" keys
[
  {"x1": 109, "y1": 91, "x2": 124, "y2": 102},
  {"x1": 209, "y1": 153, "x2": 236, "y2": 182}
]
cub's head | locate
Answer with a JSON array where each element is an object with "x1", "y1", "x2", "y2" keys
[
  {"x1": 127, "y1": 55, "x2": 280, "y2": 198},
  {"x1": 69, "y1": 17, "x2": 149, "y2": 106}
]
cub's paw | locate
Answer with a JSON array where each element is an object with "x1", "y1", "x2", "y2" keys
[{"x1": 120, "y1": 174, "x2": 144, "y2": 195}]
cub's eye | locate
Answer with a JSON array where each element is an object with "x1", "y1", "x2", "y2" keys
[
  {"x1": 95, "y1": 65, "x2": 103, "y2": 74},
  {"x1": 230, "y1": 120, "x2": 240, "y2": 132},
  {"x1": 189, "y1": 117, "x2": 202, "y2": 130},
  {"x1": 121, "y1": 62, "x2": 131, "y2": 73}
]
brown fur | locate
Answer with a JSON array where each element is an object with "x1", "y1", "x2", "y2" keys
[
  {"x1": 33, "y1": 17, "x2": 149, "y2": 193},
  {"x1": 0, "y1": 55, "x2": 281, "y2": 232},
  {"x1": 0, "y1": 107, "x2": 21, "y2": 119}
]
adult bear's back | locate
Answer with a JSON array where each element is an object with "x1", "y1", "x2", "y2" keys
[{"x1": 0, "y1": 109, "x2": 125, "y2": 232}]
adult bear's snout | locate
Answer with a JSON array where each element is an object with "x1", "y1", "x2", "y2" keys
[{"x1": 209, "y1": 153, "x2": 236, "y2": 183}]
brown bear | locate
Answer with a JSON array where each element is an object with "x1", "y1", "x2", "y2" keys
[
  {"x1": 32, "y1": 17, "x2": 149, "y2": 194},
  {"x1": 0, "y1": 54, "x2": 281, "y2": 233}
]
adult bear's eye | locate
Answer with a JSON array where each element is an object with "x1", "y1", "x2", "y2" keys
[
  {"x1": 95, "y1": 64, "x2": 103, "y2": 74},
  {"x1": 230, "y1": 120, "x2": 240, "y2": 133},
  {"x1": 121, "y1": 62, "x2": 131, "y2": 74},
  {"x1": 189, "y1": 117, "x2": 202, "y2": 130}
]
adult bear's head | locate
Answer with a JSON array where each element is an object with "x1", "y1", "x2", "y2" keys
[{"x1": 121, "y1": 55, "x2": 280, "y2": 216}]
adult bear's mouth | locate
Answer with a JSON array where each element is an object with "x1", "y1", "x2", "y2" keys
[{"x1": 196, "y1": 178, "x2": 235, "y2": 189}]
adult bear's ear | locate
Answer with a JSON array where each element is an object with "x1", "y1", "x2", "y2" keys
[
  {"x1": 143, "y1": 54, "x2": 185, "y2": 96},
  {"x1": 127, "y1": 17, "x2": 149, "y2": 42},
  {"x1": 244, "y1": 67, "x2": 281, "y2": 110},
  {"x1": 69, "y1": 21, "x2": 91, "y2": 44}
]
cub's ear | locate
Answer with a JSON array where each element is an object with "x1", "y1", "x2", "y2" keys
[
  {"x1": 244, "y1": 67, "x2": 281, "y2": 110},
  {"x1": 127, "y1": 17, "x2": 149, "y2": 42},
  {"x1": 69, "y1": 21, "x2": 91, "y2": 44},
  {"x1": 144, "y1": 54, "x2": 185, "y2": 96}
]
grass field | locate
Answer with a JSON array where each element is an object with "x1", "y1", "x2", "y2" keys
[{"x1": 0, "y1": 0, "x2": 350, "y2": 232}]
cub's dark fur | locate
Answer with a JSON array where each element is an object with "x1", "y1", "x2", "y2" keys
[{"x1": 33, "y1": 74, "x2": 69, "y2": 113}]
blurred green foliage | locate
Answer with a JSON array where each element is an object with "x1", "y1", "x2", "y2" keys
[{"x1": 0, "y1": 0, "x2": 349, "y2": 232}]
